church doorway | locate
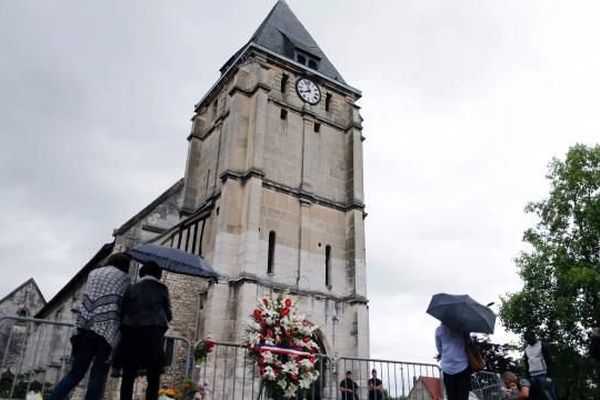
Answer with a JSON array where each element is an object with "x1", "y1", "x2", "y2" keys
[{"x1": 306, "y1": 329, "x2": 329, "y2": 400}]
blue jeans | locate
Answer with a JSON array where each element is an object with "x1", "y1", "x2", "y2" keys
[
  {"x1": 530, "y1": 373, "x2": 557, "y2": 400},
  {"x1": 49, "y1": 330, "x2": 111, "y2": 400}
]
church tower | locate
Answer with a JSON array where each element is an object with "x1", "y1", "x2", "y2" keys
[{"x1": 179, "y1": 1, "x2": 368, "y2": 358}]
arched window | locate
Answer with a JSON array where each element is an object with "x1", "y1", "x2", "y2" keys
[
  {"x1": 267, "y1": 231, "x2": 276, "y2": 274},
  {"x1": 325, "y1": 245, "x2": 332, "y2": 288},
  {"x1": 17, "y1": 307, "x2": 29, "y2": 317}
]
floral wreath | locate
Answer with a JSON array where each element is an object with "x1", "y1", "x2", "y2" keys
[{"x1": 244, "y1": 292, "x2": 321, "y2": 398}]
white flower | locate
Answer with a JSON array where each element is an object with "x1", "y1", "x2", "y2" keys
[
  {"x1": 283, "y1": 383, "x2": 298, "y2": 398},
  {"x1": 300, "y1": 370, "x2": 318, "y2": 384},
  {"x1": 299, "y1": 358, "x2": 314, "y2": 369},
  {"x1": 281, "y1": 361, "x2": 298, "y2": 375},
  {"x1": 263, "y1": 366, "x2": 276, "y2": 381},
  {"x1": 298, "y1": 377, "x2": 312, "y2": 389},
  {"x1": 262, "y1": 351, "x2": 274, "y2": 364},
  {"x1": 277, "y1": 379, "x2": 288, "y2": 390}
]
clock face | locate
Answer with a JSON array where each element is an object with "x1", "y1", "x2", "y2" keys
[{"x1": 296, "y1": 78, "x2": 321, "y2": 105}]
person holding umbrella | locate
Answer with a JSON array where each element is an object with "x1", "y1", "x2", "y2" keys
[
  {"x1": 118, "y1": 261, "x2": 172, "y2": 400},
  {"x1": 435, "y1": 322, "x2": 470, "y2": 400},
  {"x1": 427, "y1": 293, "x2": 497, "y2": 400}
]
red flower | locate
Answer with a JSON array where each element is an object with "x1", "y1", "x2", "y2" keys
[
  {"x1": 253, "y1": 309, "x2": 262, "y2": 319},
  {"x1": 263, "y1": 298, "x2": 269, "y2": 307},
  {"x1": 279, "y1": 307, "x2": 290, "y2": 317},
  {"x1": 206, "y1": 338, "x2": 216, "y2": 352},
  {"x1": 284, "y1": 298, "x2": 292, "y2": 308}
]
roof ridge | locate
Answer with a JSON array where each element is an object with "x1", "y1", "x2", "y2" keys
[
  {"x1": 248, "y1": 0, "x2": 284, "y2": 43},
  {"x1": 221, "y1": 0, "x2": 346, "y2": 84},
  {"x1": 0, "y1": 277, "x2": 46, "y2": 307}
]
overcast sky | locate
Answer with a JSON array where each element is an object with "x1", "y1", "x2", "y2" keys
[{"x1": 1, "y1": 0, "x2": 599, "y2": 363}]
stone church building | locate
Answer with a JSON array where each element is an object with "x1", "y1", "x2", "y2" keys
[
  {"x1": 0, "y1": 278, "x2": 46, "y2": 372},
  {"x1": 7, "y1": 0, "x2": 369, "y2": 386}
]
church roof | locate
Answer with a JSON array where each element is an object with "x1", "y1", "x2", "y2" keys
[
  {"x1": 222, "y1": 0, "x2": 346, "y2": 84},
  {"x1": 0, "y1": 278, "x2": 46, "y2": 307}
]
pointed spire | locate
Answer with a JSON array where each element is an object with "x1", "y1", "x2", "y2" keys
[{"x1": 234, "y1": 1, "x2": 346, "y2": 84}]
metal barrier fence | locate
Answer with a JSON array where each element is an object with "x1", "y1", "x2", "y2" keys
[
  {"x1": 0, "y1": 316, "x2": 191, "y2": 399},
  {"x1": 335, "y1": 356, "x2": 443, "y2": 400},
  {"x1": 194, "y1": 342, "x2": 333, "y2": 400},
  {"x1": 470, "y1": 371, "x2": 503, "y2": 400},
  {"x1": 191, "y1": 343, "x2": 444, "y2": 400},
  {"x1": 1, "y1": 316, "x2": 502, "y2": 400}
]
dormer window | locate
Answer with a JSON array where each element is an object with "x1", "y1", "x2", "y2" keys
[
  {"x1": 297, "y1": 53, "x2": 306, "y2": 65},
  {"x1": 294, "y1": 49, "x2": 320, "y2": 71}
]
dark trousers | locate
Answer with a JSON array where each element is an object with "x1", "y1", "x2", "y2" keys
[
  {"x1": 119, "y1": 368, "x2": 161, "y2": 400},
  {"x1": 530, "y1": 374, "x2": 557, "y2": 400},
  {"x1": 443, "y1": 367, "x2": 470, "y2": 400},
  {"x1": 49, "y1": 330, "x2": 111, "y2": 400},
  {"x1": 117, "y1": 325, "x2": 166, "y2": 400}
]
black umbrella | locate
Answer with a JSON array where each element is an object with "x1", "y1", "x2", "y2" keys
[
  {"x1": 127, "y1": 243, "x2": 219, "y2": 282},
  {"x1": 426, "y1": 293, "x2": 496, "y2": 334}
]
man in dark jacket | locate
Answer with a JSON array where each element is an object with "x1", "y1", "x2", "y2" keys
[
  {"x1": 340, "y1": 371, "x2": 359, "y2": 400},
  {"x1": 119, "y1": 261, "x2": 172, "y2": 400},
  {"x1": 367, "y1": 369, "x2": 383, "y2": 400}
]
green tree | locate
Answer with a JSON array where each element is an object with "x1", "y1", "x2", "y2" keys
[
  {"x1": 476, "y1": 336, "x2": 521, "y2": 374},
  {"x1": 500, "y1": 144, "x2": 600, "y2": 399}
]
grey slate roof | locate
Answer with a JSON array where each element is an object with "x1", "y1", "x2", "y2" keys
[{"x1": 222, "y1": 0, "x2": 346, "y2": 84}]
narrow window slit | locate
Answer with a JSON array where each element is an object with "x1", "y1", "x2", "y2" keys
[
  {"x1": 325, "y1": 245, "x2": 332, "y2": 288},
  {"x1": 267, "y1": 231, "x2": 276, "y2": 274},
  {"x1": 325, "y1": 93, "x2": 332, "y2": 111}
]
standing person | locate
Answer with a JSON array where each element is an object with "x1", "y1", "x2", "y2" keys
[
  {"x1": 119, "y1": 261, "x2": 172, "y2": 400},
  {"x1": 523, "y1": 330, "x2": 556, "y2": 400},
  {"x1": 49, "y1": 253, "x2": 131, "y2": 400},
  {"x1": 367, "y1": 369, "x2": 383, "y2": 400},
  {"x1": 435, "y1": 323, "x2": 470, "y2": 400},
  {"x1": 340, "y1": 371, "x2": 359, "y2": 400}
]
